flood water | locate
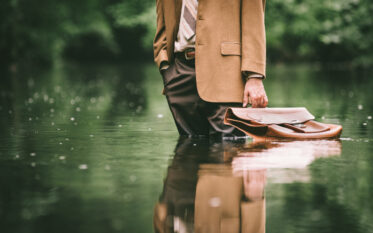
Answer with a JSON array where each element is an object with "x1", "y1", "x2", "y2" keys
[{"x1": 0, "y1": 62, "x2": 373, "y2": 233}]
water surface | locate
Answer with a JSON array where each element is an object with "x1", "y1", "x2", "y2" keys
[{"x1": 0, "y1": 62, "x2": 372, "y2": 233}]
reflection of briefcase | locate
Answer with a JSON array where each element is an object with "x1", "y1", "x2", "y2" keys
[{"x1": 224, "y1": 107, "x2": 342, "y2": 139}]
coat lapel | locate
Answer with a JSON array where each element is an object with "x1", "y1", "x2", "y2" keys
[
  {"x1": 174, "y1": 0, "x2": 182, "y2": 39},
  {"x1": 175, "y1": 0, "x2": 182, "y2": 23}
]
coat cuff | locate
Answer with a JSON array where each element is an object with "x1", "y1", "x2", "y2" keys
[
  {"x1": 241, "y1": 60, "x2": 266, "y2": 78},
  {"x1": 242, "y1": 71, "x2": 265, "y2": 80},
  {"x1": 155, "y1": 49, "x2": 169, "y2": 68},
  {"x1": 160, "y1": 62, "x2": 170, "y2": 71}
]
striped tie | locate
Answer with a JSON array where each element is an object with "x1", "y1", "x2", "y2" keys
[{"x1": 181, "y1": 0, "x2": 198, "y2": 41}]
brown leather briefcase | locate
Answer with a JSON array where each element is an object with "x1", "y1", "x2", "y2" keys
[{"x1": 224, "y1": 107, "x2": 342, "y2": 140}]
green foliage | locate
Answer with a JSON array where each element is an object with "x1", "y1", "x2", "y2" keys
[
  {"x1": 266, "y1": 0, "x2": 373, "y2": 66},
  {"x1": 107, "y1": 2, "x2": 156, "y2": 50},
  {"x1": 1, "y1": 0, "x2": 373, "y2": 67},
  {"x1": 0, "y1": 0, "x2": 110, "y2": 65}
]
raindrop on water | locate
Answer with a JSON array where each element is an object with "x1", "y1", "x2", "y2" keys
[{"x1": 79, "y1": 164, "x2": 88, "y2": 170}]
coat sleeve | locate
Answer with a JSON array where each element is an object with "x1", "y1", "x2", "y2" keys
[
  {"x1": 241, "y1": 0, "x2": 266, "y2": 77},
  {"x1": 153, "y1": 0, "x2": 169, "y2": 69}
]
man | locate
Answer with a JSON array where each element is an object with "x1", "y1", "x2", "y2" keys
[{"x1": 153, "y1": 0, "x2": 268, "y2": 137}]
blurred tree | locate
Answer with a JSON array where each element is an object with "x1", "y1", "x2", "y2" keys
[
  {"x1": 0, "y1": 0, "x2": 112, "y2": 66},
  {"x1": 266, "y1": 0, "x2": 373, "y2": 67},
  {"x1": 1, "y1": 0, "x2": 372, "y2": 68}
]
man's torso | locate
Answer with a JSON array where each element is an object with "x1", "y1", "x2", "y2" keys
[{"x1": 156, "y1": 0, "x2": 266, "y2": 103}]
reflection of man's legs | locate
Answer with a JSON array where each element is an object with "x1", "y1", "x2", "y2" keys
[
  {"x1": 154, "y1": 137, "x2": 211, "y2": 233},
  {"x1": 154, "y1": 138, "x2": 267, "y2": 233},
  {"x1": 162, "y1": 54, "x2": 245, "y2": 137}
]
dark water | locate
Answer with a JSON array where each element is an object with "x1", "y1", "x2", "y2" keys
[{"x1": 0, "y1": 62, "x2": 373, "y2": 233}]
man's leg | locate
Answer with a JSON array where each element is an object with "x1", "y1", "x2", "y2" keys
[{"x1": 161, "y1": 56, "x2": 209, "y2": 136}]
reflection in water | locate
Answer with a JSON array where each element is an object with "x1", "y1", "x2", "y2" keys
[
  {"x1": 233, "y1": 140, "x2": 342, "y2": 184},
  {"x1": 154, "y1": 138, "x2": 342, "y2": 233},
  {"x1": 1, "y1": 62, "x2": 370, "y2": 233}
]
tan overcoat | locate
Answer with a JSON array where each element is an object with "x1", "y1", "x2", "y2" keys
[{"x1": 153, "y1": 0, "x2": 266, "y2": 103}]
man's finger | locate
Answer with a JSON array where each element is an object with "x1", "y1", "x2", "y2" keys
[
  {"x1": 243, "y1": 91, "x2": 249, "y2": 107},
  {"x1": 259, "y1": 96, "x2": 265, "y2": 108},
  {"x1": 252, "y1": 95, "x2": 267, "y2": 108},
  {"x1": 250, "y1": 96, "x2": 258, "y2": 108},
  {"x1": 263, "y1": 95, "x2": 268, "y2": 107}
]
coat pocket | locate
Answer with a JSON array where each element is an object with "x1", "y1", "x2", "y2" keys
[{"x1": 221, "y1": 42, "x2": 241, "y2": 56}]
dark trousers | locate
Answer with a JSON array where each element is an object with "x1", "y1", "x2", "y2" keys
[{"x1": 161, "y1": 54, "x2": 245, "y2": 137}]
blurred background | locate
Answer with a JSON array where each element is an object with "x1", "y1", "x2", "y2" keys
[
  {"x1": 1, "y1": 1, "x2": 373, "y2": 233},
  {"x1": 1, "y1": 0, "x2": 373, "y2": 67}
]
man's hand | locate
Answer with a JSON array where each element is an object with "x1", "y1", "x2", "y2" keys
[
  {"x1": 243, "y1": 78, "x2": 268, "y2": 108},
  {"x1": 243, "y1": 169, "x2": 266, "y2": 201}
]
